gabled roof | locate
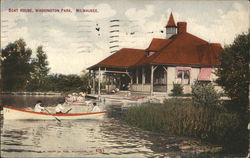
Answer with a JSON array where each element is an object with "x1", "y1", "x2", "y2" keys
[
  {"x1": 88, "y1": 32, "x2": 222, "y2": 70},
  {"x1": 87, "y1": 48, "x2": 147, "y2": 70},
  {"x1": 146, "y1": 32, "x2": 222, "y2": 66},
  {"x1": 165, "y1": 12, "x2": 176, "y2": 27},
  {"x1": 88, "y1": 13, "x2": 223, "y2": 70},
  {"x1": 146, "y1": 38, "x2": 172, "y2": 52}
]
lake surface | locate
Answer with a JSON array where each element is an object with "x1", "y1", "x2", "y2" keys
[
  {"x1": 1, "y1": 95, "x2": 222, "y2": 157},
  {"x1": 0, "y1": 95, "x2": 64, "y2": 108}
]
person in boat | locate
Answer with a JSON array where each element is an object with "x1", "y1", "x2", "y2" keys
[
  {"x1": 65, "y1": 94, "x2": 71, "y2": 102},
  {"x1": 72, "y1": 93, "x2": 78, "y2": 102},
  {"x1": 91, "y1": 102, "x2": 101, "y2": 112},
  {"x1": 77, "y1": 95, "x2": 84, "y2": 102},
  {"x1": 55, "y1": 100, "x2": 65, "y2": 114},
  {"x1": 34, "y1": 100, "x2": 45, "y2": 112},
  {"x1": 79, "y1": 92, "x2": 86, "y2": 97}
]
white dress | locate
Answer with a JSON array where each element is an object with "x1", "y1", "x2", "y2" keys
[
  {"x1": 34, "y1": 103, "x2": 44, "y2": 112},
  {"x1": 55, "y1": 104, "x2": 64, "y2": 113},
  {"x1": 92, "y1": 106, "x2": 101, "y2": 112}
]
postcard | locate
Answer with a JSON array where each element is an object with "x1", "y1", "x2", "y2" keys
[{"x1": 1, "y1": 0, "x2": 249, "y2": 157}]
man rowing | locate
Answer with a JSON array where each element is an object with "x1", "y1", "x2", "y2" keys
[
  {"x1": 55, "y1": 100, "x2": 65, "y2": 114},
  {"x1": 34, "y1": 100, "x2": 45, "y2": 112}
]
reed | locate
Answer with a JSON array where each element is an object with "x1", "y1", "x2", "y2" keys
[{"x1": 125, "y1": 98, "x2": 246, "y2": 153}]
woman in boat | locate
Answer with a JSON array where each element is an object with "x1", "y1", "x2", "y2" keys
[
  {"x1": 34, "y1": 100, "x2": 45, "y2": 112},
  {"x1": 91, "y1": 102, "x2": 101, "y2": 112},
  {"x1": 55, "y1": 100, "x2": 65, "y2": 114}
]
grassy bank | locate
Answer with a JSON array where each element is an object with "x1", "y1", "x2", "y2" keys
[{"x1": 125, "y1": 98, "x2": 248, "y2": 154}]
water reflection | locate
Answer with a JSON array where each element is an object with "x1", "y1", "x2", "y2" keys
[
  {"x1": 99, "y1": 118, "x2": 213, "y2": 157},
  {"x1": 1, "y1": 118, "x2": 106, "y2": 157},
  {"x1": 1, "y1": 114, "x2": 220, "y2": 157}
]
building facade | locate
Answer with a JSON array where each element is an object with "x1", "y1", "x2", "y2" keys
[{"x1": 88, "y1": 13, "x2": 223, "y2": 95}]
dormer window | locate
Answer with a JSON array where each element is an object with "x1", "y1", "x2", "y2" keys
[{"x1": 148, "y1": 51, "x2": 155, "y2": 57}]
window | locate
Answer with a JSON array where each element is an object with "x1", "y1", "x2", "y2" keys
[
  {"x1": 176, "y1": 68, "x2": 190, "y2": 85},
  {"x1": 148, "y1": 51, "x2": 155, "y2": 57}
]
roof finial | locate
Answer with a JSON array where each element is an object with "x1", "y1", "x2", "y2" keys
[{"x1": 165, "y1": 12, "x2": 176, "y2": 28}]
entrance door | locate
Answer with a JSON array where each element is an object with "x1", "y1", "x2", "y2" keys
[{"x1": 153, "y1": 66, "x2": 167, "y2": 92}]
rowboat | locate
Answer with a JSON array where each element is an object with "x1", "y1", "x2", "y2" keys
[
  {"x1": 65, "y1": 100, "x2": 86, "y2": 105},
  {"x1": 3, "y1": 106, "x2": 105, "y2": 120},
  {"x1": 65, "y1": 97, "x2": 86, "y2": 105}
]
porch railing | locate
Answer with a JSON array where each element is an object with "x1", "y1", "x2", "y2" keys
[{"x1": 131, "y1": 84, "x2": 151, "y2": 92}]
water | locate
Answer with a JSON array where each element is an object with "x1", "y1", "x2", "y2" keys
[
  {"x1": 0, "y1": 95, "x2": 64, "y2": 108},
  {"x1": 1, "y1": 95, "x2": 221, "y2": 157}
]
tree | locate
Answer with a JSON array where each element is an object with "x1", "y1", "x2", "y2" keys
[
  {"x1": 28, "y1": 46, "x2": 50, "y2": 91},
  {"x1": 216, "y1": 32, "x2": 249, "y2": 155},
  {"x1": 216, "y1": 32, "x2": 249, "y2": 113},
  {"x1": 1, "y1": 39, "x2": 33, "y2": 91},
  {"x1": 80, "y1": 71, "x2": 91, "y2": 93}
]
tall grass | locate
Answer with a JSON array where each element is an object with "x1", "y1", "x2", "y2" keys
[{"x1": 125, "y1": 98, "x2": 247, "y2": 153}]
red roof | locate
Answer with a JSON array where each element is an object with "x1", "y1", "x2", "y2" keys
[
  {"x1": 146, "y1": 38, "x2": 171, "y2": 52},
  {"x1": 88, "y1": 48, "x2": 147, "y2": 69},
  {"x1": 166, "y1": 12, "x2": 176, "y2": 27},
  {"x1": 143, "y1": 32, "x2": 222, "y2": 66},
  {"x1": 88, "y1": 16, "x2": 223, "y2": 70}
]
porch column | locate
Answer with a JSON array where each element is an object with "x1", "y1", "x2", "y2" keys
[
  {"x1": 163, "y1": 66, "x2": 168, "y2": 93},
  {"x1": 142, "y1": 67, "x2": 145, "y2": 91},
  {"x1": 98, "y1": 67, "x2": 101, "y2": 98},
  {"x1": 88, "y1": 70, "x2": 91, "y2": 94},
  {"x1": 108, "y1": 74, "x2": 110, "y2": 93},
  {"x1": 93, "y1": 71, "x2": 95, "y2": 94},
  {"x1": 150, "y1": 65, "x2": 157, "y2": 96},
  {"x1": 126, "y1": 69, "x2": 132, "y2": 91},
  {"x1": 129, "y1": 72, "x2": 133, "y2": 84},
  {"x1": 136, "y1": 68, "x2": 139, "y2": 84},
  {"x1": 151, "y1": 65, "x2": 153, "y2": 96},
  {"x1": 142, "y1": 67, "x2": 145, "y2": 84}
]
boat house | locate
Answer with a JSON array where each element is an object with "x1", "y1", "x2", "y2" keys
[{"x1": 88, "y1": 13, "x2": 223, "y2": 96}]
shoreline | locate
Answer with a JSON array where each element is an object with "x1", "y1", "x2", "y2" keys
[{"x1": 0, "y1": 92, "x2": 62, "y2": 96}]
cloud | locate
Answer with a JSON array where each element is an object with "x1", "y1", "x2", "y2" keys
[
  {"x1": 42, "y1": 7, "x2": 78, "y2": 22},
  {"x1": 121, "y1": 5, "x2": 166, "y2": 49},
  {"x1": 36, "y1": 27, "x2": 110, "y2": 74},
  {"x1": 1, "y1": 10, "x2": 28, "y2": 27},
  {"x1": 187, "y1": 2, "x2": 249, "y2": 45},
  {"x1": 45, "y1": 41, "x2": 110, "y2": 74},
  {"x1": 1, "y1": 10, "x2": 29, "y2": 47},
  {"x1": 125, "y1": 5, "x2": 154, "y2": 24},
  {"x1": 84, "y1": 3, "x2": 116, "y2": 20}
]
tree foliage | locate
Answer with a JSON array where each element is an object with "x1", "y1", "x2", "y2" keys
[
  {"x1": 27, "y1": 46, "x2": 50, "y2": 91},
  {"x1": 1, "y1": 39, "x2": 33, "y2": 91},
  {"x1": 171, "y1": 83, "x2": 183, "y2": 96},
  {"x1": 216, "y1": 32, "x2": 249, "y2": 112},
  {"x1": 215, "y1": 33, "x2": 249, "y2": 154},
  {"x1": 191, "y1": 82, "x2": 221, "y2": 109},
  {"x1": 0, "y1": 39, "x2": 91, "y2": 93},
  {"x1": 41, "y1": 73, "x2": 90, "y2": 93}
]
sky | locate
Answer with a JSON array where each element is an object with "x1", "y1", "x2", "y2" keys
[{"x1": 1, "y1": 0, "x2": 249, "y2": 75}]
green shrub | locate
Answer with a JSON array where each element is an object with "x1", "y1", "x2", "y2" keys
[
  {"x1": 191, "y1": 82, "x2": 221, "y2": 109},
  {"x1": 171, "y1": 83, "x2": 183, "y2": 96}
]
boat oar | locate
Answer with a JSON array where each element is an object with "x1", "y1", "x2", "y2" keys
[
  {"x1": 65, "y1": 108, "x2": 72, "y2": 114},
  {"x1": 44, "y1": 108, "x2": 61, "y2": 122}
]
